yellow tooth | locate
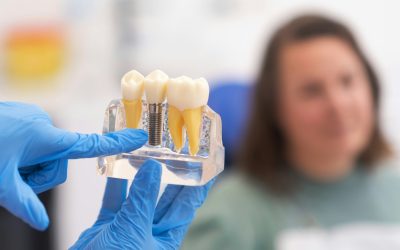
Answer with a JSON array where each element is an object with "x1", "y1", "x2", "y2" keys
[
  {"x1": 182, "y1": 106, "x2": 202, "y2": 155},
  {"x1": 168, "y1": 105, "x2": 185, "y2": 152},
  {"x1": 122, "y1": 99, "x2": 142, "y2": 128}
]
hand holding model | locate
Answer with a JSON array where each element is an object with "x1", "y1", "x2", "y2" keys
[
  {"x1": 0, "y1": 102, "x2": 148, "y2": 230},
  {"x1": 71, "y1": 160, "x2": 214, "y2": 250},
  {"x1": 0, "y1": 69, "x2": 220, "y2": 250}
]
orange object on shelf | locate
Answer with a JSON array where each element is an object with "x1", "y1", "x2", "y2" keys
[{"x1": 4, "y1": 25, "x2": 65, "y2": 87}]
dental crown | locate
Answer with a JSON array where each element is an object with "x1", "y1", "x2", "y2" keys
[
  {"x1": 167, "y1": 76, "x2": 209, "y2": 111},
  {"x1": 121, "y1": 70, "x2": 145, "y2": 101},
  {"x1": 144, "y1": 69, "x2": 169, "y2": 104}
]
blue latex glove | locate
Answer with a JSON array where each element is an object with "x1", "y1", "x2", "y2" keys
[
  {"x1": 71, "y1": 160, "x2": 215, "y2": 250},
  {"x1": 0, "y1": 102, "x2": 148, "y2": 230}
]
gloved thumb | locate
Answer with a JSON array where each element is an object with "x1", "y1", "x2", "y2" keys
[
  {"x1": 114, "y1": 160, "x2": 162, "y2": 229},
  {"x1": 1, "y1": 169, "x2": 49, "y2": 231}
]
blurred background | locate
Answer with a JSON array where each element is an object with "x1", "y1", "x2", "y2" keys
[{"x1": 0, "y1": 0, "x2": 399, "y2": 249}]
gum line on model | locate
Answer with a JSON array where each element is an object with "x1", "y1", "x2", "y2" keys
[{"x1": 97, "y1": 69, "x2": 225, "y2": 186}]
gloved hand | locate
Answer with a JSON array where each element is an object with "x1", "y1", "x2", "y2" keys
[
  {"x1": 70, "y1": 160, "x2": 215, "y2": 250},
  {"x1": 0, "y1": 102, "x2": 148, "y2": 230}
]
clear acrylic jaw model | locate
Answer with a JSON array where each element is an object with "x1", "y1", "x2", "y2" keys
[{"x1": 97, "y1": 99, "x2": 225, "y2": 186}]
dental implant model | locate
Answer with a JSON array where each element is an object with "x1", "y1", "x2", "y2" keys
[
  {"x1": 97, "y1": 69, "x2": 225, "y2": 186},
  {"x1": 144, "y1": 70, "x2": 168, "y2": 146}
]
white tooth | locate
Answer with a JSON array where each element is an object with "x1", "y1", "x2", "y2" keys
[
  {"x1": 144, "y1": 69, "x2": 169, "y2": 104},
  {"x1": 121, "y1": 69, "x2": 145, "y2": 129},
  {"x1": 167, "y1": 76, "x2": 209, "y2": 155},
  {"x1": 121, "y1": 70, "x2": 145, "y2": 101},
  {"x1": 167, "y1": 76, "x2": 209, "y2": 111}
]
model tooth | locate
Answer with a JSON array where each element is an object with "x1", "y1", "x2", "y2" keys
[
  {"x1": 121, "y1": 69, "x2": 144, "y2": 128},
  {"x1": 144, "y1": 69, "x2": 168, "y2": 104},
  {"x1": 144, "y1": 69, "x2": 169, "y2": 146},
  {"x1": 167, "y1": 76, "x2": 209, "y2": 155}
]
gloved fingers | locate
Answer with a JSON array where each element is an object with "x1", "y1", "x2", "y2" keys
[
  {"x1": 153, "y1": 178, "x2": 215, "y2": 235},
  {"x1": 97, "y1": 177, "x2": 128, "y2": 222},
  {"x1": 1, "y1": 169, "x2": 49, "y2": 231},
  {"x1": 21, "y1": 159, "x2": 68, "y2": 194},
  {"x1": 62, "y1": 128, "x2": 148, "y2": 159},
  {"x1": 115, "y1": 160, "x2": 161, "y2": 229},
  {"x1": 21, "y1": 125, "x2": 148, "y2": 165},
  {"x1": 18, "y1": 123, "x2": 78, "y2": 166},
  {"x1": 154, "y1": 185, "x2": 183, "y2": 224},
  {"x1": 154, "y1": 162, "x2": 205, "y2": 223},
  {"x1": 156, "y1": 226, "x2": 188, "y2": 249}
]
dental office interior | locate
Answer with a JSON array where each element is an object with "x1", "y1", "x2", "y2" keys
[{"x1": 1, "y1": 0, "x2": 400, "y2": 249}]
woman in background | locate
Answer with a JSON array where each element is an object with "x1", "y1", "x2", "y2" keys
[{"x1": 182, "y1": 15, "x2": 400, "y2": 249}]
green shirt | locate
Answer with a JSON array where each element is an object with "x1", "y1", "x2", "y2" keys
[{"x1": 182, "y1": 164, "x2": 400, "y2": 249}]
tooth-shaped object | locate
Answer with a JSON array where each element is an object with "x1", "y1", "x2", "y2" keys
[
  {"x1": 167, "y1": 76, "x2": 209, "y2": 155},
  {"x1": 144, "y1": 69, "x2": 168, "y2": 104},
  {"x1": 144, "y1": 70, "x2": 169, "y2": 145},
  {"x1": 121, "y1": 70, "x2": 144, "y2": 128}
]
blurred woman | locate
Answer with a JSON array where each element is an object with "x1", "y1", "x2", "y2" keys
[{"x1": 182, "y1": 15, "x2": 400, "y2": 249}]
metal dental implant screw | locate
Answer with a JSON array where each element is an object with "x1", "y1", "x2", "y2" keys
[{"x1": 148, "y1": 103, "x2": 163, "y2": 146}]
